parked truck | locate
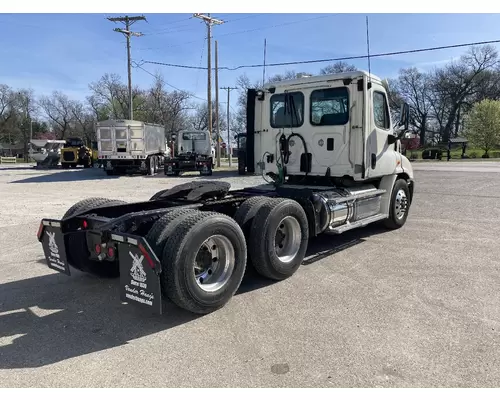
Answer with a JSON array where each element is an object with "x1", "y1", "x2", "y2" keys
[
  {"x1": 37, "y1": 70, "x2": 415, "y2": 316},
  {"x1": 97, "y1": 119, "x2": 167, "y2": 176},
  {"x1": 164, "y1": 130, "x2": 214, "y2": 176}
]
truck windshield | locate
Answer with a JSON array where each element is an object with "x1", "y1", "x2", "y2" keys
[{"x1": 182, "y1": 132, "x2": 206, "y2": 140}]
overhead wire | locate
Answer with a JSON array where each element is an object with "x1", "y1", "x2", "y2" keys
[
  {"x1": 135, "y1": 13, "x2": 316, "y2": 52},
  {"x1": 134, "y1": 62, "x2": 239, "y2": 107},
  {"x1": 139, "y1": 38, "x2": 500, "y2": 72}
]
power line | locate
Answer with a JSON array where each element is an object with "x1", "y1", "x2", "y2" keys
[
  {"x1": 133, "y1": 63, "x2": 208, "y2": 101},
  {"x1": 141, "y1": 16, "x2": 193, "y2": 34},
  {"x1": 134, "y1": 63, "x2": 238, "y2": 110},
  {"x1": 213, "y1": 14, "x2": 330, "y2": 40},
  {"x1": 135, "y1": 14, "x2": 321, "y2": 52},
  {"x1": 140, "y1": 38, "x2": 500, "y2": 72}
]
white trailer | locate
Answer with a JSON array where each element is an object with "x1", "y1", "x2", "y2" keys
[{"x1": 96, "y1": 119, "x2": 167, "y2": 176}]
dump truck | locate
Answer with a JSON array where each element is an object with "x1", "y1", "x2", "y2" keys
[
  {"x1": 37, "y1": 70, "x2": 415, "y2": 316},
  {"x1": 97, "y1": 119, "x2": 167, "y2": 176},
  {"x1": 164, "y1": 130, "x2": 214, "y2": 176}
]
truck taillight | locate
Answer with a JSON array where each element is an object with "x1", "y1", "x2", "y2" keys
[
  {"x1": 95, "y1": 244, "x2": 102, "y2": 254},
  {"x1": 107, "y1": 246, "x2": 115, "y2": 258}
]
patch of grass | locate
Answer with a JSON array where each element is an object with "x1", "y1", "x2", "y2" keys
[{"x1": 407, "y1": 147, "x2": 500, "y2": 160}]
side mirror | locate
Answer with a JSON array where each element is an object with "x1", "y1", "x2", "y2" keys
[
  {"x1": 399, "y1": 102, "x2": 410, "y2": 131},
  {"x1": 388, "y1": 134, "x2": 397, "y2": 145}
]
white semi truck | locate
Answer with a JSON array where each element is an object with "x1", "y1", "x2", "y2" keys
[
  {"x1": 164, "y1": 130, "x2": 214, "y2": 176},
  {"x1": 96, "y1": 119, "x2": 168, "y2": 176},
  {"x1": 37, "y1": 70, "x2": 415, "y2": 316}
]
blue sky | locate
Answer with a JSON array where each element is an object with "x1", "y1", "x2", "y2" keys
[{"x1": 1, "y1": 13, "x2": 500, "y2": 111}]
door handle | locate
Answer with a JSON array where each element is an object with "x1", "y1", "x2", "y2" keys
[{"x1": 371, "y1": 153, "x2": 376, "y2": 169}]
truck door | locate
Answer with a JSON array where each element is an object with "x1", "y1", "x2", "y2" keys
[{"x1": 365, "y1": 85, "x2": 399, "y2": 178}]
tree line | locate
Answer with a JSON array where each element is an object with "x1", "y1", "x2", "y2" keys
[{"x1": 1, "y1": 44, "x2": 500, "y2": 159}]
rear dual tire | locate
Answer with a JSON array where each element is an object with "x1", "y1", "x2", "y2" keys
[
  {"x1": 146, "y1": 210, "x2": 247, "y2": 314},
  {"x1": 234, "y1": 197, "x2": 309, "y2": 281}
]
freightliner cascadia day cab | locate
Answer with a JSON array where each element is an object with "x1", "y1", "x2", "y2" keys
[{"x1": 37, "y1": 71, "x2": 415, "y2": 315}]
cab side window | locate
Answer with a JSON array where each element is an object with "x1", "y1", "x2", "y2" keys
[{"x1": 373, "y1": 91, "x2": 390, "y2": 130}]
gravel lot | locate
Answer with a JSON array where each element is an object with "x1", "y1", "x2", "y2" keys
[{"x1": 0, "y1": 162, "x2": 499, "y2": 387}]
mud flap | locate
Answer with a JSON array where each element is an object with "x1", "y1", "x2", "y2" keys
[
  {"x1": 39, "y1": 219, "x2": 71, "y2": 276},
  {"x1": 116, "y1": 235, "x2": 163, "y2": 315}
]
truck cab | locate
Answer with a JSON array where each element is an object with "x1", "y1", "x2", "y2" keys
[
  {"x1": 164, "y1": 130, "x2": 214, "y2": 176},
  {"x1": 246, "y1": 70, "x2": 413, "y2": 188}
]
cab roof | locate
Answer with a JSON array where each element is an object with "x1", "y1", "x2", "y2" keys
[{"x1": 263, "y1": 70, "x2": 383, "y2": 89}]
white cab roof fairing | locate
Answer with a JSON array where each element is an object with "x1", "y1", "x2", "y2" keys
[{"x1": 262, "y1": 70, "x2": 383, "y2": 91}]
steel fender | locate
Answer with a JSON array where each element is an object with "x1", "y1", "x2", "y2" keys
[
  {"x1": 378, "y1": 175, "x2": 397, "y2": 216},
  {"x1": 114, "y1": 233, "x2": 163, "y2": 315}
]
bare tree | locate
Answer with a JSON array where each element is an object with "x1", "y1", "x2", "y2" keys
[
  {"x1": 395, "y1": 68, "x2": 432, "y2": 144},
  {"x1": 88, "y1": 73, "x2": 146, "y2": 120},
  {"x1": 190, "y1": 101, "x2": 227, "y2": 138},
  {"x1": 39, "y1": 91, "x2": 75, "y2": 139},
  {"x1": 430, "y1": 45, "x2": 499, "y2": 141},
  {"x1": 320, "y1": 61, "x2": 356, "y2": 75}
]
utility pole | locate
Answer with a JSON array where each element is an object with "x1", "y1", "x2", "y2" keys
[
  {"x1": 193, "y1": 13, "x2": 224, "y2": 164},
  {"x1": 220, "y1": 86, "x2": 237, "y2": 167},
  {"x1": 214, "y1": 40, "x2": 221, "y2": 167},
  {"x1": 107, "y1": 15, "x2": 146, "y2": 121}
]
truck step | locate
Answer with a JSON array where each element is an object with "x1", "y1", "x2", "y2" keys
[{"x1": 327, "y1": 213, "x2": 388, "y2": 234}]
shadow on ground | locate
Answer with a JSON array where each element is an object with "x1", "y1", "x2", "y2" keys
[
  {"x1": 148, "y1": 169, "x2": 240, "y2": 181},
  {"x1": 10, "y1": 169, "x2": 120, "y2": 183},
  {"x1": 0, "y1": 166, "x2": 38, "y2": 171},
  {"x1": 0, "y1": 223, "x2": 387, "y2": 369}
]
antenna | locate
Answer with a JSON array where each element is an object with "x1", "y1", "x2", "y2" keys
[
  {"x1": 366, "y1": 16, "x2": 372, "y2": 89},
  {"x1": 263, "y1": 38, "x2": 267, "y2": 87}
]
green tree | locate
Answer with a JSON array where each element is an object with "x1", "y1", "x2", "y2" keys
[{"x1": 464, "y1": 99, "x2": 500, "y2": 156}]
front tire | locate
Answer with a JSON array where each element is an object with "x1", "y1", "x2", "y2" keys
[
  {"x1": 383, "y1": 178, "x2": 411, "y2": 230},
  {"x1": 162, "y1": 212, "x2": 247, "y2": 314}
]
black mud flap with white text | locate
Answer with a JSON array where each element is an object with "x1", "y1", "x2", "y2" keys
[
  {"x1": 116, "y1": 235, "x2": 163, "y2": 315},
  {"x1": 40, "y1": 219, "x2": 71, "y2": 276}
]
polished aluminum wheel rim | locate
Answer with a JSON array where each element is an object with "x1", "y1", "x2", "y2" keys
[
  {"x1": 194, "y1": 235, "x2": 235, "y2": 292},
  {"x1": 395, "y1": 189, "x2": 409, "y2": 220}
]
